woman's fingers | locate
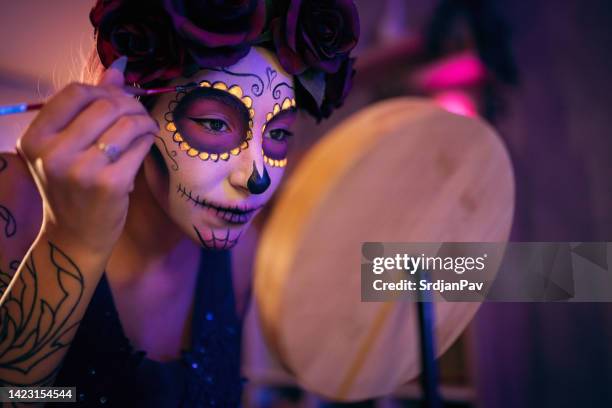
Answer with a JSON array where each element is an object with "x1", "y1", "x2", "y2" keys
[
  {"x1": 52, "y1": 94, "x2": 148, "y2": 153},
  {"x1": 21, "y1": 56, "x2": 128, "y2": 157},
  {"x1": 14, "y1": 56, "x2": 154, "y2": 256},
  {"x1": 81, "y1": 113, "x2": 159, "y2": 169},
  {"x1": 103, "y1": 133, "x2": 156, "y2": 193},
  {"x1": 24, "y1": 84, "x2": 112, "y2": 145},
  {"x1": 53, "y1": 55, "x2": 142, "y2": 153},
  {"x1": 98, "y1": 56, "x2": 127, "y2": 87}
]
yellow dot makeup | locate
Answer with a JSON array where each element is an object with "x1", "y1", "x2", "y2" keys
[
  {"x1": 165, "y1": 81, "x2": 254, "y2": 162},
  {"x1": 260, "y1": 97, "x2": 296, "y2": 168}
]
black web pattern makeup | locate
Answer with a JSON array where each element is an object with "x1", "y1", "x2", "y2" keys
[
  {"x1": 165, "y1": 80, "x2": 255, "y2": 162},
  {"x1": 192, "y1": 225, "x2": 242, "y2": 250}
]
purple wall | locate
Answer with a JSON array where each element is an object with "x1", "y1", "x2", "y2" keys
[{"x1": 474, "y1": 0, "x2": 612, "y2": 406}]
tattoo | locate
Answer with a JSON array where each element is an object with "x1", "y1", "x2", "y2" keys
[
  {"x1": 0, "y1": 205, "x2": 17, "y2": 238},
  {"x1": 0, "y1": 263, "x2": 19, "y2": 316},
  {"x1": 1, "y1": 364, "x2": 62, "y2": 389},
  {"x1": 154, "y1": 135, "x2": 179, "y2": 171},
  {"x1": 0, "y1": 268, "x2": 11, "y2": 296},
  {"x1": 207, "y1": 67, "x2": 265, "y2": 97},
  {"x1": 0, "y1": 242, "x2": 85, "y2": 384},
  {"x1": 193, "y1": 225, "x2": 241, "y2": 251},
  {"x1": 0, "y1": 261, "x2": 20, "y2": 297},
  {"x1": 0, "y1": 156, "x2": 16, "y2": 238}
]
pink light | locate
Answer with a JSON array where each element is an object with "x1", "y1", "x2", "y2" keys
[
  {"x1": 434, "y1": 90, "x2": 478, "y2": 117},
  {"x1": 413, "y1": 52, "x2": 487, "y2": 91}
]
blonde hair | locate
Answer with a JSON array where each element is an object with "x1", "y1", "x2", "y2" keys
[
  {"x1": 80, "y1": 42, "x2": 164, "y2": 111},
  {"x1": 80, "y1": 43, "x2": 105, "y2": 85}
]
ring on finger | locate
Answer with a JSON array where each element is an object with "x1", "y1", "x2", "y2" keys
[{"x1": 96, "y1": 141, "x2": 122, "y2": 163}]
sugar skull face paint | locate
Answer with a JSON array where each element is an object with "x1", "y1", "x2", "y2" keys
[
  {"x1": 166, "y1": 83, "x2": 255, "y2": 162},
  {"x1": 144, "y1": 47, "x2": 296, "y2": 250},
  {"x1": 261, "y1": 99, "x2": 296, "y2": 168}
]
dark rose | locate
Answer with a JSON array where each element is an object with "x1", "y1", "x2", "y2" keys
[
  {"x1": 272, "y1": 0, "x2": 359, "y2": 75},
  {"x1": 163, "y1": 0, "x2": 266, "y2": 67},
  {"x1": 297, "y1": 57, "x2": 356, "y2": 121},
  {"x1": 90, "y1": 0, "x2": 121, "y2": 27},
  {"x1": 91, "y1": 1, "x2": 185, "y2": 84}
]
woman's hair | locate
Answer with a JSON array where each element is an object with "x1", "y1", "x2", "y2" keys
[
  {"x1": 81, "y1": 44, "x2": 162, "y2": 112},
  {"x1": 81, "y1": 42, "x2": 105, "y2": 85},
  {"x1": 88, "y1": 0, "x2": 360, "y2": 121}
]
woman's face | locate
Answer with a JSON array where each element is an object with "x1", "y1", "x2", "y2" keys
[{"x1": 144, "y1": 47, "x2": 296, "y2": 250}]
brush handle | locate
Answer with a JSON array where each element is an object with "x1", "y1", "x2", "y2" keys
[
  {"x1": 0, "y1": 102, "x2": 43, "y2": 115},
  {"x1": 0, "y1": 83, "x2": 198, "y2": 116}
]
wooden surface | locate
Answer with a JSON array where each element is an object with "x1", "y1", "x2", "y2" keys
[{"x1": 250, "y1": 98, "x2": 515, "y2": 401}]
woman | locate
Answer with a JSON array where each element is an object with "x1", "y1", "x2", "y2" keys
[{"x1": 0, "y1": 0, "x2": 359, "y2": 406}]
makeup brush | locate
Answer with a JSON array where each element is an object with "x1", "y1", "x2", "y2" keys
[{"x1": 0, "y1": 83, "x2": 199, "y2": 116}]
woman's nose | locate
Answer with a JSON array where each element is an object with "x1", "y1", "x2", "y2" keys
[
  {"x1": 247, "y1": 160, "x2": 271, "y2": 194},
  {"x1": 228, "y1": 137, "x2": 269, "y2": 195}
]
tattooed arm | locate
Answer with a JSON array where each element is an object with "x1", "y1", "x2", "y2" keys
[
  {"x1": 0, "y1": 153, "x2": 42, "y2": 276},
  {"x1": 0, "y1": 58, "x2": 157, "y2": 389},
  {"x1": 0, "y1": 222, "x2": 109, "y2": 387},
  {"x1": 0, "y1": 152, "x2": 111, "y2": 388}
]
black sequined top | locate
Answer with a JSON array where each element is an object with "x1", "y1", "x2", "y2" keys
[{"x1": 53, "y1": 249, "x2": 244, "y2": 407}]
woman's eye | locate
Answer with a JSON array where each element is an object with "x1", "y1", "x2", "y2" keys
[
  {"x1": 191, "y1": 117, "x2": 230, "y2": 133},
  {"x1": 267, "y1": 129, "x2": 293, "y2": 141}
]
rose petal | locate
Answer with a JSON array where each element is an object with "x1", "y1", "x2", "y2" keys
[
  {"x1": 178, "y1": 19, "x2": 251, "y2": 46},
  {"x1": 165, "y1": 0, "x2": 263, "y2": 44},
  {"x1": 188, "y1": 43, "x2": 251, "y2": 68},
  {"x1": 285, "y1": 0, "x2": 360, "y2": 75},
  {"x1": 94, "y1": 2, "x2": 186, "y2": 85},
  {"x1": 286, "y1": 0, "x2": 302, "y2": 52},
  {"x1": 272, "y1": 17, "x2": 307, "y2": 75}
]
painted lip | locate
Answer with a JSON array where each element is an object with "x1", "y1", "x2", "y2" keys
[{"x1": 177, "y1": 183, "x2": 263, "y2": 225}]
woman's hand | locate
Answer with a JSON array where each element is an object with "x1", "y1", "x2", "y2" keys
[{"x1": 16, "y1": 56, "x2": 159, "y2": 256}]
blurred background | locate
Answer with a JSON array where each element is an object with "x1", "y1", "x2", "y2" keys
[{"x1": 1, "y1": 0, "x2": 612, "y2": 407}]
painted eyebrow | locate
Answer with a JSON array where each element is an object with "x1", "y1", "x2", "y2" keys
[
  {"x1": 178, "y1": 87, "x2": 250, "y2": 124},
  {"x1": 205, "y1": 67, "x2": 266, "y2": 97},
  {"x1": 205, "y1": 67, "x2": 295, "y2": 99}
]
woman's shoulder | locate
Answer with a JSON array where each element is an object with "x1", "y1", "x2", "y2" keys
[{"x1": 0, "y1": 150, "x2": 43, "y2": 270}]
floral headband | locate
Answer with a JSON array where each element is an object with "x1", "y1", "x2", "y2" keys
[{"x1": 90, "y1": 0, "x2": 360, "y2": 121}]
